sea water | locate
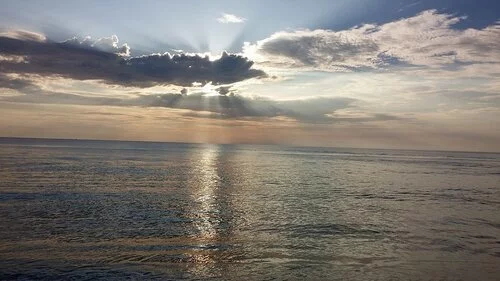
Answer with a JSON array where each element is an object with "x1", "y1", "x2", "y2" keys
[{"x1": 0, "y1": 138, "x2": 499, "y2": 280}]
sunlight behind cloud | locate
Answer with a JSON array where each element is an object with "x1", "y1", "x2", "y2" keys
[{"x1": 0, "y1": 4, "x2": 499, "y2": 151}]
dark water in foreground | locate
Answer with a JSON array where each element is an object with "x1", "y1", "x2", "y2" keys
[{"x1": 0, "y1": 138, "x2": 499, "y2": 280}]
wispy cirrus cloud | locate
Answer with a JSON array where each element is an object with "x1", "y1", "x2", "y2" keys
[{"x1": 217, "y1": 13, "x2": 246, "y2": 24}]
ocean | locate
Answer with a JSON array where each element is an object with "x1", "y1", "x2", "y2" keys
[{"x1": 0, "y1": 138, "x2": 499, "y2": 280}]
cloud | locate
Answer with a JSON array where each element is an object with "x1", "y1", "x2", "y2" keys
[
  {"x1": 244, "y1": 28, "x2": 380, "y2": 71},
  {"x1": 137, "y1": 94, "x2": 360, "y2": 122},
  {"x1": 217, "y1": 13, "x2": 246, "y2": 24},
  {"x1": 0, "y1": 73, "x2": 397, "y2": 123},
  {"x1": 0, "y1": 29, "x2": 47, "y2": 42},
  {"x1": 216, "y1": 86, "x2": 233, "y2": 96},
  {"x1": 0, "y1": 73, "x2": 35, "y2": 91},
  {"x1": 244, "y1": 10, "x2": 500, "y2": 71},
  {"x1": 62, "y1": 35, "x2": 130, "y2": 56},
  {"x1": 0, "y1": 32, "x2": 266, "y2": 87}
]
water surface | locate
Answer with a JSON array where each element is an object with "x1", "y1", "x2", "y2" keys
[{"x1": 0, "y1": 138, "x2": 499, "y2": 280}]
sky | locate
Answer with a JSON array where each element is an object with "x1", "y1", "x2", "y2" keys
[{"x1": 0, "y1": 0, "x2": 499, "y2": 151}]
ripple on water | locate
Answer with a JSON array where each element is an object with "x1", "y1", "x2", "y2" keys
[{"x1": 1, "y1": 140, "x2": 500, "y2": 280}]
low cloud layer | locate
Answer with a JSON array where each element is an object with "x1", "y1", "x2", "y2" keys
[
  {"x1": 0, "y1": 73, "x2": 400, "y2": 123},
  {"x1": 137, "y1": 94, "x2": 360, "y2": 122},
  {"x1": 244, "y1": 10, "x2": 500, "y2": 71},
  {"x1": 0, "y1": 31, "x2": 266, "y2": 87}
]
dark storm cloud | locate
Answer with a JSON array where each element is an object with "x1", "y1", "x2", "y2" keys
[{"x1": 0, "y1": 34, "x2": 266, "y2": 87}]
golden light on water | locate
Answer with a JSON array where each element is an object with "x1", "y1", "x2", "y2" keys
[
  {"x1": 185, "y1": 145, "x2": 224, "y2": 276},
  {"x1": 190, "y1": 146, "x2": 222, "y2": 232}
]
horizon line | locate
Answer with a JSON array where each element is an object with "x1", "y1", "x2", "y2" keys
[{"x1": 0, "y1": 136, "x2": 498, "y2": 154}]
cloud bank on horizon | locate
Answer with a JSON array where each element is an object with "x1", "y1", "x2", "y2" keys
[{"x1": 0, "y1": 5, "x2": 499, "y2": 150}]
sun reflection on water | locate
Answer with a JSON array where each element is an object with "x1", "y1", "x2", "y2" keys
[
  {"x1": 192, "y1": 145, "x2": 221, "y2": 240},
  {"x1": 185, "y1": 145, "x2": 224, "y2": 276}
]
